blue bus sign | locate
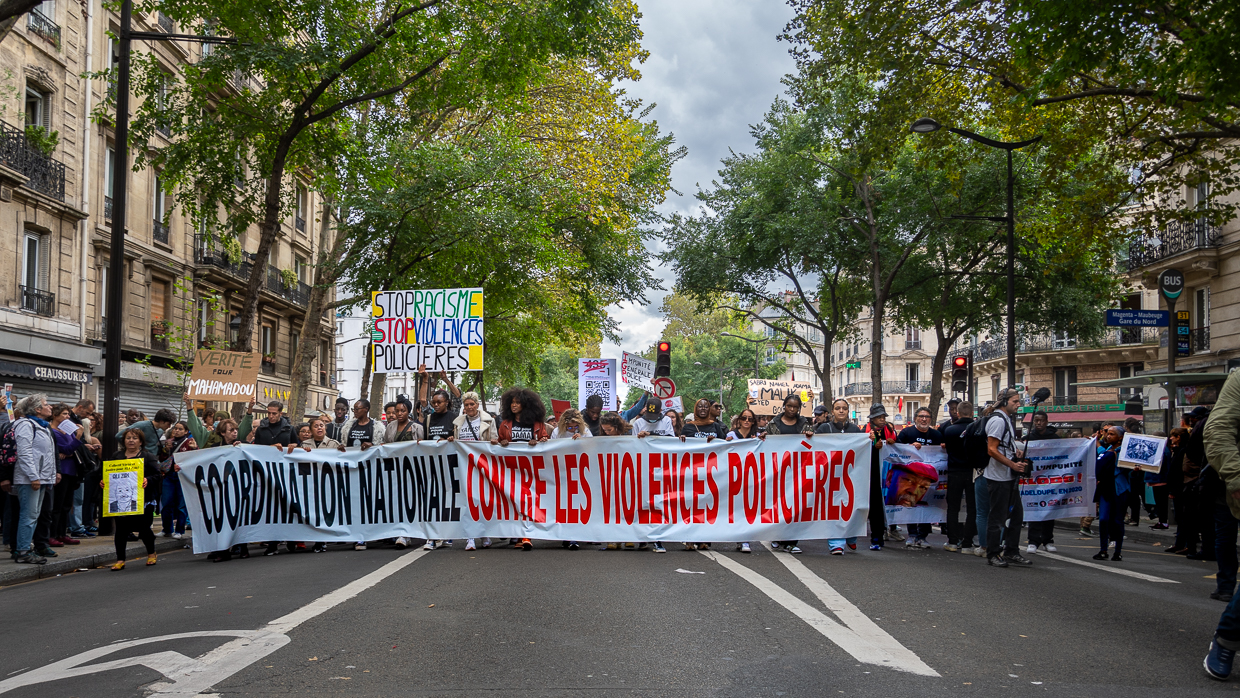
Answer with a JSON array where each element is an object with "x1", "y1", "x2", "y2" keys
[{"x1": 1105, "y1": 309, "x2": 1169, "y2": 327}]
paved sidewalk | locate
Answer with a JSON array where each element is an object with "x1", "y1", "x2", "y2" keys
[
  {"x1": 1, "y1": 525, "x2": 190, "y2": 586},
  {"x1": 1053, "y1": 517, "x2": 1178, "y2": 547}
]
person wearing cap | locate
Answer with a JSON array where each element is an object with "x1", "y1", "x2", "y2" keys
[
  {"x1": 938, "y1": 398, "x2": 961, "y2": 432},
  {"x1": 813, "y1": 404, "x2": 829, "y2": 427},
  {"x1": 864, "y1": 404, "x2": 897, "y2": 550}
]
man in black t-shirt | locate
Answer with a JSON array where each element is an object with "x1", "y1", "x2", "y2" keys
[
  {"x1": 896, "y1": 407, "x2": 944, "y2": 548},
  {"x1": 938, "y1": 398, "x2": 960, "y2": 432}
]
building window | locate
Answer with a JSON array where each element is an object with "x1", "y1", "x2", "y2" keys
[
  {"x1": 905, "y1": 327, "x2": 920, "y2": 350},
  {"x1": 295, "y1": 185, "x2": 308, "y2": 231},
  {"x1": 1119, "y1": 364, "x2": 1143, "y2": 401},
  {"x1": 905, "y1": 401, "x2": 920, "y2": 423},
  {"x1": 229, "y1": 314, "x2": 239, "y2": 346},
  {"x1": 152, "y1": 171, "x2": 169, "y2": 243},
  {"x1": 1053, "y1": 367, "x2": 1078, "y2": 403},
  {"x1": 290, "y1": 329, "x2": 299, "y2": 362},
  {"x1": 261, "y1": 324, "x2": 274, "y2": 355},
  {"x1": 1052, "y1": 331, "x2": 1077, "y2": 349},
  {"x1": 1196, "y1": 288, "x2": 1210, "y2": 328},
  {"x1": 336, "y1": 320, "x2": 343, "y2": 336},
  {"x1": 295, "y1": 255, "x2": 308, "y2": 283},
  {"x1": 906, "y1": 363, "x2": 920, "y2": 386},
  {"x1": 25, "y1": 87, "x2": 49, "y2": 132},
  {"x1": 98, "y1": 266, "x2": 107, "y2": 322},
  {"x1": 104, "y1": 145, "x2": 115, "y2": 219}
]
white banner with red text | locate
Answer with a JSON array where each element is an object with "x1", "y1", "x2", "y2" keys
[{"x1": 175, "y1": 434, "x2": 871, "y2": 554}]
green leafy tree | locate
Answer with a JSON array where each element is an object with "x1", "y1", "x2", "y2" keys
[{"x1": 109, "y1": 0, "x2": 647, "y2": 367}]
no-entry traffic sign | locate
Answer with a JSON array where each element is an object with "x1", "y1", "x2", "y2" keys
[{"x1": 652, "y1": 376, "x2": 676, "y2": 400}]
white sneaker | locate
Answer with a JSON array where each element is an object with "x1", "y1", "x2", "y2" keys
[
  {"x1": 481, "y1": 537, "x2": 492, "y2": 548},
  {"x1": 975, "y1": 547, "x2": 987, "y2": 557},
  {"x1": 465, "y1": 539, "x2": 476, "y2": 551},
  {"x1": 1026, "y1": 543, "x2": 1038, "y2": 555},
  {"x1": 905, "y1": 538, "x2": 916, "y2": 548},
  {"x1": 740, "y1": 542, "x2": 751, "y2": 553},
  {"x1": 172, "y1": 532, "x2": 183, "y2": 540},
  {"x1": 958, "y1": 546, "x2": 974, "y2": 555},
  {"x1": 354, "y1": 542, "x2": 366, "y2": 551},
  {"x1": 771, "y1": 541, "x2": 781, "y2": 550},
  {"x1": 889, "y1": 529, "x2": 907, "y2": 541},
  {"x1": 423, "y1": 540, "x2": 436, "y2": 551},
  {"x1": 943, "y1": 543, "x2": 959, "y2": 552},
  {"x1": 394, "y1": 537, "x2": 408, "y2": 550},
  {"x1": 1044, "y1": 544, "x2": 1057, "y2": 553}
]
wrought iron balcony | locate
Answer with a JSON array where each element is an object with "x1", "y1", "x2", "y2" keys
[
  {"x1": 104, "y1": 195, "x2": 113, "y2": 220},
  {"x1": 193, "y1": 233, "x2": 254, "y2": 280},
  {"x1": 952, "y1": 326, "x2": 1164, "y2": 364},
  {"x1": 1192, "y1": 326, "x2": 1210, "y2": 353},
  {"x1": 905, "y1": 340, "x2": 921, "y2": 350},
  {"x1": 843, "y1": 381, "x2": 933, "y2": 396},
  {"x1": 295, "y1": 215, "x2": 305, "y2": 232},
  {"x1": 156, "y1": 121, "x2": 172, "y2": 137},
  {"x1": 232, "y1": 69, "x2": 250, "y2": 91},
  {"x1": 20, "y1": 285, "x2": 54, "y2": 316},
  {"x1": 1127, "y1": 219, "x2": 1220, "y2": 271},
  {"x1": 0, "y1": 120, "x2": 66, "y2": 200},
  {"x1": 266, "y1": 265, "x2": 309, "y2": 307},
  {"x1": 153, "y1": 218, "x2": 169, "y2": 244},
  {"x1": 27, "y1": 8, "x2": 59, "y2": 48}
]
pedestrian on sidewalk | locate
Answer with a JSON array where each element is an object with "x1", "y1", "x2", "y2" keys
[
  {"x1": 1093, "y1": 426, "x2": 1128, "y2": 562},
  {"x1": 47, "y1": 403, "x2": 84, "y2": 547},
  {"x1": 984, "y1": 389, "x2": 1032, "y2": 568},
  {"x1": 1200, "y1": 368, "x2": 1240, "y2": 679},
  {"x1": 11, "y1": 394, "x2": 58, "y2": 565},
  {"x1": 106, "y1": 429, "x2": 161, "y2": 570},
  {"x1": 1025, "y1": 412, "x2": 1059, "y2": 554}
]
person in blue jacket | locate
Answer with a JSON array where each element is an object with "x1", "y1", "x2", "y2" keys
[{"x1": 1094, "y1": 426, "x2": 1128, "y2": 562}]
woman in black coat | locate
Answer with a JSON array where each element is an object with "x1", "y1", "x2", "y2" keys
[{"x1": 104, "y1": 429, "x2": 162, "y2": 570}]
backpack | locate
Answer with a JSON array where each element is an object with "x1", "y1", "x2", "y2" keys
[
  {"x1": 963, "y1": 413, "x2": 1010, "y2": 470},
  {"x1": 0, "y1": 420, "x2": 15, "y2": 482}
]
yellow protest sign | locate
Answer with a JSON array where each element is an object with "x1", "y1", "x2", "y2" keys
[{"x1": 103, "y1": 458, "x2": 145, "y2": 517}]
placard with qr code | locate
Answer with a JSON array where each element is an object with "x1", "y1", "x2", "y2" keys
[{"x1": 578, "y1": 358, "x2": 617, "y2": 411}]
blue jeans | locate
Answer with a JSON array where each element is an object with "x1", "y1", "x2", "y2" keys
[
  {"x1": 69, "y1": 481, "x2": 85, "y2": 532},
  {"x1": 162, "y1": 476, "x2": 188, "y2": 535},
  {"x1": 1216, "y1": 504, "x2": 1239, "y2": 596},
  {"x1": 14, "y1": 484, "x2": 46, "y2": 553},
  {"x1": 974, "y1": 475, "x2": 989, "y2": 549},
  {"x1": 827, "y1": 537, "x2": 857, "y2": 549}
]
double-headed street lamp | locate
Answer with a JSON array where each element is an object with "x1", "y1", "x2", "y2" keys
[{"x1": 910, "y1": 117, "x2": 1041, "y2": 391}]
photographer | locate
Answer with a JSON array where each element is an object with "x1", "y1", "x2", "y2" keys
[{"x1": 984, "y1": 388, "x2": 1032, "y2": 568}]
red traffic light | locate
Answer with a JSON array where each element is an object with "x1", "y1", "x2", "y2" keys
[
  {"x1": 953, "y1": 356, "x2": 968, "y2": 368},
  {"x1": 658, "y1": 341, "x2": 670, "y2": 352}
]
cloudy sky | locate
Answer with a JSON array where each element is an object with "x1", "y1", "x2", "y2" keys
[{"x1": 600, "y1": 1, "x2": 797, "y2": 392}]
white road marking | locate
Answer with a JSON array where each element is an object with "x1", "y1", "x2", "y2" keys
[
  {"x1": 762, "y1": 545, "x2": 939, "y2": 676},
  {"x1": 1037, "y1": 551, "x2": 1179, "y2": 583},
  {"x1": 701, "y1": 549, "x2": 939, "y2": 676},
  {"x1": 0, "y1": 549, "x2": 430, "y2": 696}
]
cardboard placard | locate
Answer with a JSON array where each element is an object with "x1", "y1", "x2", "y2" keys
[
  {"x1": 187, "y1": 350, "x2": 260, "y2": 401},
  {"x1": 746, "y1": 379, "x2": 815, "y2": 417}
]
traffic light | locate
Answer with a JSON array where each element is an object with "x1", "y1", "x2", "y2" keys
[
  {"x1": 655, "y1": 341, "x2": 671, "y2": 377},
  {"x1": 951, "y1": 355, "x2": 969, "y2": 393}
]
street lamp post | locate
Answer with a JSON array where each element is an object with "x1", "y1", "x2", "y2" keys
[
  {"x1": 720, "y1": 332, "x2": 765, "y2": 377},
  {"x1": 911, "y1": 117, "x2": 1041, "y2": 391},
  {"x1": 694, "y1": 361, "x2": 728, "y2": 406}
]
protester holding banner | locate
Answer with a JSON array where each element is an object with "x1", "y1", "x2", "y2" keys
[
  {"x1": 727, "y1": 409, "x2": 761, "y2": 441},
  {"x1": 551, "y1": 409, "x2": 592, "y2": 440},
  {"x1": 106, "y1": 430, "x2": 161, "y2": 571},
  {"x1": 494, "y1": 389, "x2": 550, "y2": 449},
  {"x1": 816, "y1": 399, "x2": 860, "y2": 435},
  {"x1": 632, "y1": 400, "x2": 677, "y2": 438},
  {"x1": 598, "y1": 412, "x2": 630, "y2": 436},
  {"x1": 252, "y1": 402, "x2": 295, "y2": 447},
  {"x1": 1024, "y1": 412, "x2": 1060, "y2": 554},
  {"x1": 896, "y1": 407, "x2": 944, "y2": 550},
  {"x1": 682, "y1": 399, "x2": 726, "y2": 441},
  {"x1": 1093, "y1": 426, "x2": 1128, "y2": 562},
  {"x1": 864, "y1": 404, "x2": 897, "y2": 551},
  {"x1": 765, "y1": 394, "x2": 813, "y2": 437},
  {"x1": 340, "y1": 400, "x2": 386, "y2": 451},
  {"x1": 387, "y1": 398, "x2": 425, "y2": 443}
]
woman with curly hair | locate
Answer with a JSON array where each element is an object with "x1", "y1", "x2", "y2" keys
[
  {"x1": 598, "y1": 412, "x2": 630, "y2": 436},
  {"x1": 492, "y1": 388, "x2": 549, "y2": 448},
  {"x1": 551, "y1": 409, "x2": 593, "y2": 440},
  {"x1": 491, "y1": 388, "x2": 548, "y2": 551}
]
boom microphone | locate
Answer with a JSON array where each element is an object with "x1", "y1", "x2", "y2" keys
[{"x1": 1031, "y1": 387, "x2": 1051, "y2": 405}]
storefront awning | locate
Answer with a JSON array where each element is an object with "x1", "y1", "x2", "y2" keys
[{"x1": 1021, "y1": 411, "x2": 1138, "y2": 423}]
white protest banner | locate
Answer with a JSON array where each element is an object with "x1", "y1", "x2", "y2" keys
[
  {"x1": 1018, "y1": 437, "x2": 1095, "y2": 521},
  {"x1": 578, "y1": 358, "x2": 617, "y2": 410},
  {"x1": 621, "y1": 351, "x2": 655, "y2": 392},
  {"x1": 878, "y1": 443, "x2": 949, "y2": 525},
  {"x1": 660, "y1": 396, "x2": 683, "y2": 414},
  {"x1": 747, "y1": 379, "x2": 815, "y2": 417},
  {"x1": 370, "y1": 287, "x2": 483, "y2": 373},
  {"x1": 175, "y1": 434, "x2": 871, "y2": 554}
]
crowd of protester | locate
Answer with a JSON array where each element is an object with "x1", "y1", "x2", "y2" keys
[{"x1": 0, "y1": 371, "x2": 1228, "y2": 601}]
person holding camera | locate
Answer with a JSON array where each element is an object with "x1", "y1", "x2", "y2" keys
[{"x1": 984, "y1": 388, "x2": 1032, "y2": 567}]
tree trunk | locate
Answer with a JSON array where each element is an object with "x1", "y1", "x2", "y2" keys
[
  {"x1": 360, "y1": 340, "x2": 372, "y2": 402},
  {"x1": 287, "y1": 196, "x2": 335, "y2": 424},
  {"x1": 869, "y1": 300, "x2": 885, "y2": 408},
  {"x1": 368, "y1": 372, "x2": 387, "y2": 420},
  {"x1": 928, "y1": 325, "x2": 949, "y2": 422}
]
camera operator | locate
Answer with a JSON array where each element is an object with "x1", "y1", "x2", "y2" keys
[{"x1": 984, "y1": 388, "x2": 1032, "y2": 568}]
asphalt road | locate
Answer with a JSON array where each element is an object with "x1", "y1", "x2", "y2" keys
[{"x1": 0, "y1": 531, "x2": 1233, "y2": 697}]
